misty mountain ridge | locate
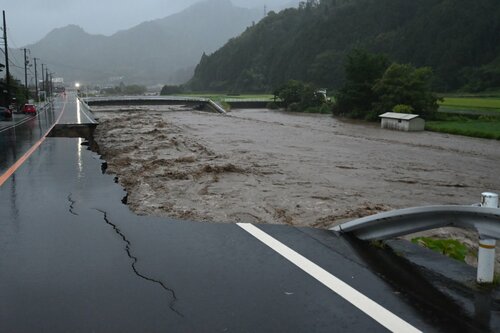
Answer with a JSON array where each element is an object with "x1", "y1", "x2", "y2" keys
[
  {"x1": 190, "y1": 0, "x2": 500, "y2": 92},
  {"x1": 15, "y1": 0, "x2": 261, "y2": 85}
]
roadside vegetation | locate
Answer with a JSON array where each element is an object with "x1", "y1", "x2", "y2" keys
[{"x1": 412, "y1": 237, "x2": 470, "y2": 263}]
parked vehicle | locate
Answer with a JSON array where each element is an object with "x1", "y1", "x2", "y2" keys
[
  {"x1": 22, "y1": 104, "x2": 37, "y2": 115},
  {"x1": 0, "y1": 106, "x2": 12, "y2": 120}
]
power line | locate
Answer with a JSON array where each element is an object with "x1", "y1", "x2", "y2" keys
[
  {"x1": 8, "y1": 63, "x2": 23, "y2": 70},
  {"x1": 8, "y1": 56, "x2": 22, "y2": 69},
  {"x1": 6, "y1": 27, "x2": 19, "y2": 49}
]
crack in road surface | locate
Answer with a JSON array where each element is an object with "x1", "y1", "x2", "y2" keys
[
  {"x1": 67, "y1": 193, "x2": 78, "y2": 216},
  {"x1": 96, "y1": 209, "x2": 184, "y2": 317}
]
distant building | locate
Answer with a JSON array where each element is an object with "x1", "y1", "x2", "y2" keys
[
  {"x1": 52, "y1": 77, "x2": 66, "y2": 93},
  {"x1": 379, "y1": 112, "x2": 425, "y2": 132}
]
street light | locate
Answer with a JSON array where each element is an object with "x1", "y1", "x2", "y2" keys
[{"x1": 75, "y1": 82, "x2": 81, "y2": 96}]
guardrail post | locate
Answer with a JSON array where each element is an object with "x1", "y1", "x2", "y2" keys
[{"x1": 477, "y1": 192, "x2": 499, "y2": 284}]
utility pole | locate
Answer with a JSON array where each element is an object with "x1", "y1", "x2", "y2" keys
[
  {"x1": 45, "y1": 68, "x2": 49, "y2": 100},
  {"x1": 34, "y1": 58, "x2": 39, "y2": 102},
  {"x1": 49, "y1": 73, "x2": 52, "y2": 97},
  {"x1": 23, "y1": 48, "x2": 29, "y2": 99},
  {"x1": 41, "y1": 63, "x2": 45, "y2": 100},
  {"x1": 2, "y1": 10, "x2": 10, "y2": 98}
]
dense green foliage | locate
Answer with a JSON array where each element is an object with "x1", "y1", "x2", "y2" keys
[
  {"x1": 160, "y1": 85, "x2": 184, "y2": 95},
  {"x1": 189, "y1": 0, "x2": 500, "y2": 93},
  {"x1": 412, "y1": 237, "x2": 469, "y2": 262},
  {"x1": 332, "y1": 50, "x2": 390, "y2": 118},
  {"x1": 372, "y1": 63, "x2": 439, "y2": 118},
  {"x1": 101, "y1": 83, "x2": 146, "y2": 96},
  {"x1": 333, "y1": 49, "x2": 439, "y2": 119},
  {"x1": 273, "y1": 80, "x2": 326, "y2": 111}
]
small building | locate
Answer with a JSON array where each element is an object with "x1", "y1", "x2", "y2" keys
[{"x1": 379, "y1": 112, "x2": 425, "y2": 132}]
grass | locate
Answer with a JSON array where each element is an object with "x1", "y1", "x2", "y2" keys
[
  {"x1": 426, "y1": 118, "x2": 500, "y2": 140},
  {"x1": 431, "y1": 96, "x2": 500, "y2": 139},
  {"x1": 440, "y1": 97, "x2": 500, "y2": 109},
  {"x1": 439, "y1": 97, "x2": 500, "y2": 114},
  {"x1": 411, "y1": 237, "x2": 469, "y2": 262}
]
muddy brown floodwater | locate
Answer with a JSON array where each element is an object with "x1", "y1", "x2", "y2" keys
[{"x1": 92, "y1": 106, "x2": 500, "y2": 267}]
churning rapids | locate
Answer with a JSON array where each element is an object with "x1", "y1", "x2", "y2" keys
[{"x1": 92, "y1": 106, "x2": 500, "y2": 267}]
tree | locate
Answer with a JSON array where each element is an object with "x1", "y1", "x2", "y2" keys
[
  {"x1": 372, "y1": 63, "x2": 439, "y2": 119},
  {"x1": 274, "y1": 80, "x2": 304, "y2": 108},
  {"x1": 307, "y1": 50, "x2": 344, "y2": 88},
  {"x1": 333, "y1": 49, "x2": 390, "y2": 118},
  {"x1": 274, "y1": 79, "x2": 327, "y2": 111},
  {"x1": 188, "y1": 0, "x2": 500, "y2": 93},
  {"x1": 161, "y1": 85, "x2": 183, "y2": 95}
]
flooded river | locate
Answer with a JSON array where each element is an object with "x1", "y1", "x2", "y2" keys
[{"x1": 92, "y1": 107, "x2": 499, "y2": 230}]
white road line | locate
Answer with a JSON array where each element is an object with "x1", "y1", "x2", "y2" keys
[{"x1": 237, "y1": 223, "x2": 422, "y2": 333}]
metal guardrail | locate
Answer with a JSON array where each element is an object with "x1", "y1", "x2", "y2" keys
[
  {"x1": 332, "y1": 192, "x2": 500, "y2": 283},
  {"x1": 331, "y1": 205, "x2": 500, "y2": 240},
  {"x1": 207, "y1": 100, "x2": 226, "y2": 114}
]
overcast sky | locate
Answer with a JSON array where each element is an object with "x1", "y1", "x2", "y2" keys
[{"x1": 2, "y1": 0, "x2": 294, "y2": 47}]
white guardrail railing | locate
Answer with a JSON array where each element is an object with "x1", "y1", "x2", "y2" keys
[{"x1": 332, "y1": 192, "x2": 500, "y2": 284}]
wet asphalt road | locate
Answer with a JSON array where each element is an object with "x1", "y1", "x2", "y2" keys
[
  {"x1": 0, "y1": 93, "x2": 498, "y2": 332},
  {"x1": 0, "y1": 102, "x2": 57, "y2": 173}
]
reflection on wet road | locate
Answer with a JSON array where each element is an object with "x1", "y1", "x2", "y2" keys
[{"x1": 0, "y1": 100, "x2": 58, "y2": 174}]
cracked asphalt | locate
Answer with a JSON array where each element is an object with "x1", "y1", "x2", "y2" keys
[{"x1": 0, "y1": 93, "x2": 498, "y2": 332}]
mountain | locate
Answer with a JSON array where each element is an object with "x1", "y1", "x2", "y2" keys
[
  {"x1": 15, "y1": 0, "x2": 260, "y2": 85},
  {"x1": 189, "y1": 0, "x2": 500, "y2": 92}
]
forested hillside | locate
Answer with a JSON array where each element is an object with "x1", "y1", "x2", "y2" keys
[{"x1": 189, "y1": 0, "x2": 500, "y2": 92}]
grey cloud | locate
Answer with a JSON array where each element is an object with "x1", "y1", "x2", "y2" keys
[{"x1": 3, "y1": 0, "x2": 294, "y2": 46}]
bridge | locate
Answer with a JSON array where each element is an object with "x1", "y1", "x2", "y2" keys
[{"x1": 84, "y1": 95, "x2": 277, "y2": 111}]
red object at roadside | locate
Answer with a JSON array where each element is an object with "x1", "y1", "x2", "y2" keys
[{"x1": 22, "y1": 104, "x2": 37, "y2": 115}]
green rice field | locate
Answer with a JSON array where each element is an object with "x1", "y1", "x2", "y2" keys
[
  {"x1": 439, "y1": 97, "x2": 500, "y2": 115},
  {"x1": 426, "y1": 119, "x2": 500, "y2": 140},
  {"x1": 431, "y1": 97, "x2": 500, "y2": 139}
]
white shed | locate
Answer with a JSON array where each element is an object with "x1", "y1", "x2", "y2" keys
[{"x1": 379, "y1": 112, "x2": 425, "y2": 132}]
